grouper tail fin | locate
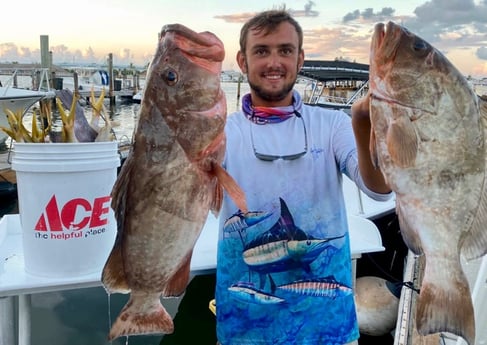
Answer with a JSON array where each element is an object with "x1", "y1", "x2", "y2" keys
[{"x1": 108, "y1": 292, "x2": 174, "y2": 340}]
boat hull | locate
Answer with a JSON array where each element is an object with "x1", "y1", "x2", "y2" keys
[{"x1": 0, "y1": 87, "x2": 50, "y2": 144}]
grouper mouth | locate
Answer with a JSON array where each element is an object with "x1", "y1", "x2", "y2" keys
[
  {"x1": 371, "y1": 22, "x2": 403, "y2": 63},
  {"x1": 161, "y1": 23, "x2": 225, "y2": 74}
]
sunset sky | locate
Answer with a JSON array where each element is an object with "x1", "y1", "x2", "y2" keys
[{"x1": 2, "y1": 0, "x2": 487, "y2": 77}]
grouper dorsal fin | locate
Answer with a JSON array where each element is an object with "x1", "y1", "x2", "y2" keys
[{"x1": 462, "y1": 96, "x2": 487, "y2": 260}]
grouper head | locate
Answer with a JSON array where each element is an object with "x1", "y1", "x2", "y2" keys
[
  {"x1": 141, "y1": 23, "x2": 227, "y2": 162},
  {"x1": 368, "y1": 21, "x2": 482, "y2": 170},
  {"x1": 369, "y1": 21, "x2": 477, "y2": 115}
]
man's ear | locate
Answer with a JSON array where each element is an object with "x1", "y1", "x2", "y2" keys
[
  {"x1": 236, "y1": 51, "x2": 247, "y2": 74},
  {"x1": 298, "y1": 49, "x2": 305, "y2": 70}
]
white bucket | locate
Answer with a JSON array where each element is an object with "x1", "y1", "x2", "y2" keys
[{"x1": 12, "y1": 142, "x2": 120, "y2": 278}]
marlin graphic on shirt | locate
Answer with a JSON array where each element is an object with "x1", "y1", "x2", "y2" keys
[
  {"x1": 224, "y1": 198, "x2": 350, "y2": 305},
  {"x1": 242, "y1": 198, "x2": 344, "y2": 274}
]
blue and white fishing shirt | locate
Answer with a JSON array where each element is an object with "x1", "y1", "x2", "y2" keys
[{"x1": 216, "y1": 101, "x2": 391, "y2": 345}]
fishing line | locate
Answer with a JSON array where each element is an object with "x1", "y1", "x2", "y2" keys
[{"x1": 363, "y1": 253, "x2": 420, "y2": 294}]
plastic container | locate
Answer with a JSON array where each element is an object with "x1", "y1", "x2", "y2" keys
[{"x1": 12, "y1": 142, "x2": 120, "y2": 278}]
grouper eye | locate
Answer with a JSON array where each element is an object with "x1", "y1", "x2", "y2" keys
[
  {"x1": 163, "y1": 69, "x2": 178, "y2": 86},
  {"x1": 413, "y1": 39, "x2": 428, "y2": 51}
]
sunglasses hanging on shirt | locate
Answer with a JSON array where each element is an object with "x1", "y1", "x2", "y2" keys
[{"x1": 250, "y1": 110, "x2": 308, "y2": 161}]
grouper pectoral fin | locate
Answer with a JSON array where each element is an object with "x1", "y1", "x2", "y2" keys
[
  {"x1": 462, "y1": 97, "x2": 487, "y2": 260},
  {"x1": 387, "y1": 115, "x2": 418, "y2": 168},
  {"x1": 210, "y1": 175, "x2": 223, "y2": 218},
  {"x1": 212, "y1": 162, "x2": 248, "y2": 213}
]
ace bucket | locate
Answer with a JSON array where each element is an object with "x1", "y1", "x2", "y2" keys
[{"x1": 12, "y1": 142, "x2": 120, "y2": 278}]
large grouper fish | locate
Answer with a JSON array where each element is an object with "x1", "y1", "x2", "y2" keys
[
  {"x1": 368, "y1": 21, "x2": 487, "y2": 345},
  {"x1": 101, "y1": 24, "x2": 247, "y2": 340}
]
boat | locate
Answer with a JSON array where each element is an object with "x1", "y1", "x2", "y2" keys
[
  {"x1": 132, "y1": 89, "x2": 142, "y2": 104},
  {"x1": 298, "y1": 59, "x2": 369, "y2": 114},
  {"x1": 0, "y1": 69, "x2": 56, "y2": 147},
  {"x1": 59, "y1": 70, "x2": 110, "y2": 95}
]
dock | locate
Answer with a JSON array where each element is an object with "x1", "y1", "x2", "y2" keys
[
  {"x1": 73, "y1": 88, "x2": 136, "y2": 100},
  {"x1": 0, "y1": 60, "x2": 142, "y2": 105}
]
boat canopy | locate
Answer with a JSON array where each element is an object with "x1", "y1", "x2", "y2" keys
[{"x1": 298, "y1": 60, "x2": 369, "y2": 82}]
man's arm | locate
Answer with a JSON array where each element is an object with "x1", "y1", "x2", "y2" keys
[{"x1": 351, "y1": 93, "x2": 391, "y2": 194}]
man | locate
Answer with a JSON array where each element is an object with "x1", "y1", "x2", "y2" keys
[{"x1": 215, "y1": 8, "x2": 391, "y2": 345}]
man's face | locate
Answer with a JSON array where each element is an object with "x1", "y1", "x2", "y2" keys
[{"x1": 237, "y1": 22, "x2": 304, "y2": 107}]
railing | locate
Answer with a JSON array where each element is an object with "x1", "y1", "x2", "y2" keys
[
  {"x1": 302, "y1": 78, "x2": 369, "y2": 108},
  {"x1": 0, "y1": 68, "x2": 53, "y2": 94}
]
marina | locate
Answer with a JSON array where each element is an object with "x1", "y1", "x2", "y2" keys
[
  {"x1": 0, "y1": 64, "x2": 139, "y2": 103},
  {"x1": 1, "y1": 0, "x2": 487, "y2": 342},
  {"x1": 0, "y1": 62, "x2": 487, "y2": 345}
]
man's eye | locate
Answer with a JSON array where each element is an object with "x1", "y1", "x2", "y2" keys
[{"x1": 281, "y1": 48, "x2": 293, "y2": 56}]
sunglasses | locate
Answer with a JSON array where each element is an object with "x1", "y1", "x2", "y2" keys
[{"x1": 250, "y1": 111, "x2": 308, "y2": 161}]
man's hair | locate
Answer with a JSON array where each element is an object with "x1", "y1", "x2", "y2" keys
[{"x1": 239, "y1": 9, "x2": 303, "y2": 54}]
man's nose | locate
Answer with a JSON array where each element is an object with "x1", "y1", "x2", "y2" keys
[{"x1": 266, "y1": 51, "x2": 282, "y2": 67}]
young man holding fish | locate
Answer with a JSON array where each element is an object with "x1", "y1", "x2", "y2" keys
[{"x1": 214, "y1": 8, "x2": 392, "y2": 345}]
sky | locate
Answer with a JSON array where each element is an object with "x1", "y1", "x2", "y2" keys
[{"x1": 2, "y1": 0, "x2": 487, "y2": 77}]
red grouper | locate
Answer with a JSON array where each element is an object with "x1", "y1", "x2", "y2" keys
[
  {"x1": 101, "y1": 24, "x2": 247, "y2": 340},
  {"x1": 368, "y1": 21, "x2": 487, "y2": 345}
]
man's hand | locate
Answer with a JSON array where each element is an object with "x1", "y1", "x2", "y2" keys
[
  {"x1": 351, "y1": 91, "x2": 391, "y2": 194},
  {"x1": 351, "y1": 91, "x2": 371, "y2": 121}
]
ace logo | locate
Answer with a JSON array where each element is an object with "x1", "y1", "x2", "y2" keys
[{"x1": 34, "y1": 195, "x2": 112, "y2": 232}]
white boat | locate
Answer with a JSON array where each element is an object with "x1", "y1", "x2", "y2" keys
[
  {"x1": 60, "y1": 71, "x2": 109, "y2": 94},
  {"x1": 0, "y1": 69, "x2": 56, "y2": 146},
  {"x1": 299, "y1": 60, "x2": 369, "y2": 115},
  {"x1": 132, "y1": 90, "x2": 142, "y2": 103}
]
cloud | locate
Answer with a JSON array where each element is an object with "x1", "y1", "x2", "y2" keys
[
  {"x1": 477, "y1": 46, "x2": 487, "y2": 60},
  {"x1": 413, "y1": 0, "x2": 487, "y2": 25},
  {"x1": 403, "y1": 0, "x2": 487, "y2": 43},
  {"x1": 214, "y1": 12, "x2": 256, "y2": 23},
  {"x1": 289, "y1": 1, "x2": 319, "y2": 18},
  {"x1": 0, "y1": 43, "x2": 29, "y2": 62},
  {"x1": 302, "y1": 26, "x2": 371, "y2": 63},
  {"x1": 342, "y1": 7, "x2": 395, "y2": 23},
  {"x1": 215, "y1": 1, "x2": 320, "y2": 23},
  {"x1": 339, "y1": 1, "x2": 487, "y2": 68}
]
